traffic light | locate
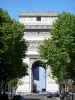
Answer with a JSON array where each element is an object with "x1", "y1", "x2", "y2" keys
[{"x1": 63, "y1": 84, "x2": 65, "y2": 88}]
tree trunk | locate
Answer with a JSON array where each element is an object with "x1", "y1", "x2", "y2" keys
[
  {"x1": 72, "y1": 83, "x2": 73, "y2": 100},
  {"x1": 3, "y1": 83, "x2": 5, "y2": 95},
  {"x1": 0, "y1": 82, "x2": 2, "y2": 100},
  {"x1": 59, "y1": 83, "x2": 62, "y2": 94},
  {"x1": 11, "y1": 85, "x2": 12, "y2": 100}
]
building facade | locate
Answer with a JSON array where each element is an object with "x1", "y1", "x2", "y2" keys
[{"x1": 16, "y1": 12, "x2": 59, "y2": 93}]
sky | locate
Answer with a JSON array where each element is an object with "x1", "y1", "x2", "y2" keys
[{"x1": 0, "y1": 0, "x2": 75, "y2": 20}]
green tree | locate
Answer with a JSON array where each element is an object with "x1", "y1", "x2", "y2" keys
[
  {"x1": 39, "y1": 12, "x2": 75, "y2": 83},
  {"x1": 33, "y1": 83, "x2": 37, "y2": 93},
  {"x1": 0, "y1": 8, "x2": 28, "y2": 94}
]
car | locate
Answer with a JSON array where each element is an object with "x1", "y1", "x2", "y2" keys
[
  {"x1": 69, "y1": 92, "x2": 72, "y2": 96},
  {"x1": 53, "y1": 92, "x2": 60, "y2": 97},
  {"x1": 13, "y1": 95, "x2": 24, "y2": 100},
  {"x1": 47, "y1": 95, "x2": 53, "y2": 98},
  {"x1": 47, "y1": 92, "x2": 53, "y2": 98},
  {"x1": 39, "y1": 91, "x2": 44, "y2": 96},
  {"x1": 39, "y1": 91, "x2": 53, "y2": 97},
  {"x1": 1, "y1": 93, "x2": 8, "y2": 100},
  {"x1": 39, "y1": 91, "x2": 48, "y2": 96}
]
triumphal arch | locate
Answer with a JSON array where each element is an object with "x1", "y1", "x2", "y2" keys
[{"x1": 16, "y1": 12, "x2": 59, "y2": 93}]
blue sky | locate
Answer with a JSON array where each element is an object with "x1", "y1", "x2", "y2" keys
[{"x1": 0, "y1": 0, "x2": 75, "y2": 20}]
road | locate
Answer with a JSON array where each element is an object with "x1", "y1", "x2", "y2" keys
[{"x1": 23, "y1": 95, "x2": 60, "y2": 100}]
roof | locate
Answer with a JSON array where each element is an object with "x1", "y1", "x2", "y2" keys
[{"x1": 18, "y1": 11, "x2": 58, "y2": 17}]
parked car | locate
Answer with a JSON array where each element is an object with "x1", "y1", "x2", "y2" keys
[
  {"x1": 39, "y1": 91, "x2": 48, "y2": 96},
  {"x1": 69, "y1": 92, "x2": 73, "y2": 96},
  {"x1": 13, "y1": 95, "x2": 24, "y2": 100},
  {"x1": 39, "y1": 91, "x2": 45, "y2": 96},
  {"x1": 53, "y1": 92, "x2": 60, "y2": 97},
  {"x1": 47, "y1": 92, "x2": 53, "y2": 98},
  {"x1": 39, "y1": 91, "x2": 53, "y2": 97}
]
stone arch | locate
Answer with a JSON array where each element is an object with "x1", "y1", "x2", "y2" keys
[{"x1": 32, "y1": 60, "x2": 46, "y2": 69}]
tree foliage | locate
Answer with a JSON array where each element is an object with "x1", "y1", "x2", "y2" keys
[
  {"x1": 39, "y1": 12, "x2": 75, "y2": 83},
  {"x1": 0, "y1": 8, "x2": 28, "y2": 85},
  {"x1": 33, "y1": 83, "x2": 37, "y2": 92}
]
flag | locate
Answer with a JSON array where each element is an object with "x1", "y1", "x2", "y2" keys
[{"x1": 33, "y1": 67, "x2": 39, "y2": 81}]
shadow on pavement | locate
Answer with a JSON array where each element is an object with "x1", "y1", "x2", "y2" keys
[{"x1": 24, "y1": 98, "x2": 40, "y2": 100}]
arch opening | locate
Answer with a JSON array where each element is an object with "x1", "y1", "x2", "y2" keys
[{"x1": 31, "y1": 60, "x2": 46, "y2": 92}]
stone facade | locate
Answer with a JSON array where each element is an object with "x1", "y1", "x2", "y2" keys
[{"x1": 16, "y1": 12, "x2": 59, "y2": 93}]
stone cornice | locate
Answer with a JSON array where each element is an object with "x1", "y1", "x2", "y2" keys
[
  {"x1": 27, "y1": 40, "x2": 43, "y2": 43},
  {"x1": 19, "y1": 11, "x2": 58, "y2": 17},
  {"x1": 25, "y1": 25, "x2": 52, "y2": 29},
  {"x1": 24, "y1": 31, "x2": 50, "y2": 37}
]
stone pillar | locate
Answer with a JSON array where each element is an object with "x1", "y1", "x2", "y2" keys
[
  {"x1": 45, "y1": 65, "x2": 47, "y2": 91},
  {"x1": 29, "y1": 58, "x2": 34, "y2": 92}
]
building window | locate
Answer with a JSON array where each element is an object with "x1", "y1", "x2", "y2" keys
[{"x1": 37, "y1": 17, "x2": 41, "y2": 21}]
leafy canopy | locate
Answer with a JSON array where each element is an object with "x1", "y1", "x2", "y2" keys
[
  {"x1": 0, "y1": 8, "x2": 28, "y2": 84},
  {"x1": 39, "y1": 12, "x2": 75, "y2": 83}
]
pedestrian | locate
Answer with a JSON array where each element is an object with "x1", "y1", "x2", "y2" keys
[
  {"x1": 66, "y1": 93, "x2": 71, "y2": 100},
  {"x1": 60, "y1": 93, "x2": 64, "y2": 100}
]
